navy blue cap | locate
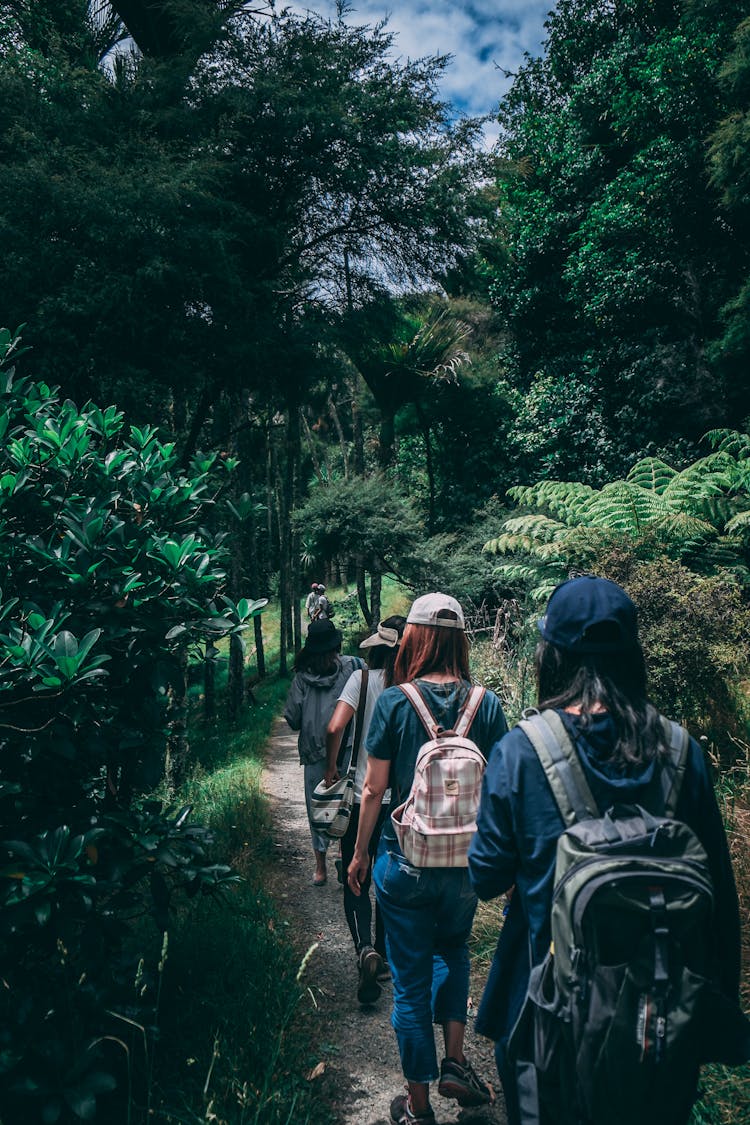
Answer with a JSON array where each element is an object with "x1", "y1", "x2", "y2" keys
[{"x1": 537, "y1": 576, "x2": 638, "y2": 653}]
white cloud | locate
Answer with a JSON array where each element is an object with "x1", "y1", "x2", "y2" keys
[{"x1": 291, "y1": 0, "x2": 551, "y2": 146}]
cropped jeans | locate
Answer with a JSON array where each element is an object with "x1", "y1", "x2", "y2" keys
[{"x1": 374, "y1": 838, "x2": 478, "y2": 1084}]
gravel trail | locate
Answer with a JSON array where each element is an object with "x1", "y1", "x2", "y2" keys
[{"x1": 262, "y1": 717, "x2": 508, "y2": 1125}]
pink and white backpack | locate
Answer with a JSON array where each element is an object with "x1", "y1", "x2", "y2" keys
[{"x1": 391, "y1": 682, "x2": 486, "y2": 868}]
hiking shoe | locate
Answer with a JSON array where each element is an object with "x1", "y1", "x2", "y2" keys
[
  {"x1": 376, "y1": 959, "x2": 391, "y2": 983},
  {"x1": 438, "y1": 1056, "x2": 494, "y2": 1107},
  {"x1": 356, "y1": 946, "x2": 383, "y2": 1005},
  {"x1": 389, "y1": 1093, "x2": 436, "y2": 1125}
]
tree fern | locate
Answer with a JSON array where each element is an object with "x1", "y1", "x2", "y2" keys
[
  {"x1": 626, "y1": 457, "x2": 677, "y2": 495},
  {"x1": 485, "y1": 429, "x2": 750, "y2": 594},
  {"x1": 704, "y1": 429, "x2": 750, "y2": 459}
]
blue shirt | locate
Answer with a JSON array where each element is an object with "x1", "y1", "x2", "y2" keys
[
  {"x1": 468, "y1": 711, "x2": 742, "y2": 1044},
  {"x1": 365, "y1": 678, "x2": 508, "y2": 842}
]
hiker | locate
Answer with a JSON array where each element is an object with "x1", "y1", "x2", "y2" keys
[
  {"x1": 304, "y1": 583, "x2": 320, "y2": 621},
  {"x1": 468, "y1": 575, "x2": 745, "y2": 1125},
  {"x1": 315, "y1": 584, "x2": 331, "y2": 620},
  {"x1": 324, "y1": 616, "x2": 407, "y2": 1006},
  {"x1": 348, "y1": 592, "x2": 508, "y2": 1125},
  {"x1": 284, "y1": 619, "x2": 363, "y2": 886}
]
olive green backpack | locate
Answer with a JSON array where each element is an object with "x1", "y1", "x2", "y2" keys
[{"x1": 508, "y1": 709, "x2": 747, "y2": 1125}]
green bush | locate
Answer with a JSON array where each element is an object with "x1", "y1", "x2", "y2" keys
[
  {"x1": 596, "y1": 551, "x2": 750, "y2": 755},
  {"x1": 0, "y1": 328, "x2": 264, "y2": 1122}
]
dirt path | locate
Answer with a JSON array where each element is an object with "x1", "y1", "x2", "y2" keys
[{"x1": 263, "y1": 717, "x2": 508, "y2": 1125}]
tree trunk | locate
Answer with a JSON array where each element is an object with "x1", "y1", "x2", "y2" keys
[
  {"x1": 204, "y1": 642, "x2": 217, "y2": 719},
  {"x1": 301, "y1": 410, "x2": 326, "y2": 485},
  {"x1": 350, "y1": 372, "x2": 365, "y2": 476},
  {"x1": 416, "y1": 402, "x2": 436, "y2": 534},
  {"x1": 228, "y1": 633, "x2": 245, "y2": 721},
  {"x1": 356, "y1": 556, "x2": 373, "y2": 627},
  {"x1": 165, "y1": 647, "x2": 189, "y2": 792},
  {"x1": 379, "y1": 411, "x2": 396, "y2": 469},
  {"x1": 327, "y1": 392, "x2": 349, "y2": 478},
  {"x1": 179, "y1": 380, "x2": 213, "y2": 467},
  {"x1": 289, "y1": 406, "x2": 302, "y2": 654},
  {"x1": 370, "y1": 569, "x2": 382, "y2": 627},
  {"x1": 254, "y1": 614, "x2": 266, "y2": 679},
  {"x1": 274, "y1": 432, "x2": 290, "y2": 676}
]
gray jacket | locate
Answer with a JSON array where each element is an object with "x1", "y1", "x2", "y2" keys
[{"x1": 283, "y1": 655, "x2": 363, "y2": 764}]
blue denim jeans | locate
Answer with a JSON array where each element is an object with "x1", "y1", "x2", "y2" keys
[{"x1": 374, "y1": 839, "x2": 478, "y2": 1083}]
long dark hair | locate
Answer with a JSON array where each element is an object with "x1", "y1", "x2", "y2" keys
[
  {"x1": 535, "y1": 639, "x2": 667, "y2": 766},
  {"x1": 293, "y1": 648, "x2": 340, "y2": 675},
  {"x1": 394, "y1": 611, "x2": 470, "y2": 685},
  {"x1": 366, "y1": 615, "x2": 407, "y2": 687}
]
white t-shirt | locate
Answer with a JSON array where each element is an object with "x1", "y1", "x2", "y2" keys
[{"x1": 339, "y1": 667, "x2": 391, "y2": 803}]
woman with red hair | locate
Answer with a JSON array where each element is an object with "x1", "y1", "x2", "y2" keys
[{"x1": 348, "y1": 593, "x2": 507, "y2": 1125}]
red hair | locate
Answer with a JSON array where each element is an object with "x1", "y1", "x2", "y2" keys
[{"x1": 393, "y1": 620, "x2": 470, "y2": 684}]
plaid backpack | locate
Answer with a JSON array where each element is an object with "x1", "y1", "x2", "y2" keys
[
  {"x1": 507, "y1": 708, "x2": 730, "y2": 1125},
  {"x1": 391, "y1": 682, "x2": 486, "y2": 868}
]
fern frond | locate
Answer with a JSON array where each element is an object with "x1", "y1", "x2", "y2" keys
[
  {"x1": 492, "y1": 562, "x2": 566, "y2": 600},
  {"x1": 663, "y1": 465, "x2": 731, "y2": 507},
  {"x1": 579, "y1": 482, "x2": 665, "y2": 534},
  {"x1": 703, "y1": 429, "x2": 750, "y2": 459},
  {"x1": 626, "y1": 457, "x2": 676, "y2": 494},
  {"x1": 653, "y1": 512, "x2": 717, "y2": 541},
  {"x1": 682, "y1": 534, "x2": 749, "y2": 577},
  {"x1": 507, "y1": 481, "x2": 596, "y2": 523},
  {"x1": 725, "y1": 509, "x2": 750, "y2": 536},
  {"x1": 497, "y1": 514, "x2": 569, "y2": 542}
]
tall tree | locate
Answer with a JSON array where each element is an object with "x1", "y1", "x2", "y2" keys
[
  {"x1": 707, "y1": 11, "x2": 750, "y2": 424},
  {"x1": 490, "y1": 0, "x2": 747, "y2": 477}
]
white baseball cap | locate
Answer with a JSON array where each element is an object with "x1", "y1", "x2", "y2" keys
[{"x1": 407, "y1": 592, "x2": 465, "y2": 630}]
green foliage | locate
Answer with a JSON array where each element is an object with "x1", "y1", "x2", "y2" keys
[
  {"x1": 419, "y1": 496, "x2": 516, "y2": 609},
  {"x1": 707, "y1": 14, "x2": 750, "y2": 425},
  {"x1": 0, "y1": 329, "x2": 262, "y2": 1122},
  {"x1": 596, "y1": 550, "x2": 750, "y2": 754},
  {"x1": 490, "y1": 0, "x2": 748, "y2": 472},
  {"x1": 292, "y1": 474, "x2": 423, "y2": 578},
  {"x1": 0, "y1": 3, "x2": 486, "y2": 425},
  {"x1": 485, "y1": 431, "x2": 750, "y2": 598}
]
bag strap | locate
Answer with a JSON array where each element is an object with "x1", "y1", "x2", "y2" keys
[
  {"x1": 659, "y1": 716, "x2": 689, "y2": 817},
  {"x1": 455, "y1": 684, "x2": 486, "y2": 738},
  {"x1": 399, "y1": 681, "x2": 438, "y2": 738},
  {"x1": 348, "y1": 668, "x2": 369, "y2": 775},
  {"x1": 519, "y1": 709, "x2": 600, "y2": 826},
  {"x1": 399, "y1": 681, "x2": 485, "y2": 741}
]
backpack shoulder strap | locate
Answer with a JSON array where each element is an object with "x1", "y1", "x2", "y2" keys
[
  {"x1": 519, "y1": 709, "x2": 600, "y2": 826},
  {"x1": 659, "y1": 717, "x2": 689, "y2": 818},
  {"x1": 454, "y1": 684, "x2": 486, "y2": 739},
  {"x1": 400, "y1": 682, "x2": 438, "y2": 739},
  {"x1": 348, "y1": 668, "x2": 369, "y2": 774}
]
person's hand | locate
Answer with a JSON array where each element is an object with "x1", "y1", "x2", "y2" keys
[
  {"x1": 323, "y1": 766, "x2": 339, "y2": 788},
  {"x1": 347, "y1": 851, "x2": 368, "y2": 896}
]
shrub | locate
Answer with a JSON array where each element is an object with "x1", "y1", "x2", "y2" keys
[
  {"x1": 598, "y1": 550, "x2": 750, "y2": 755},
  {"x1": 0, "y1": 328, "x2": 258, "y2": 1122}
]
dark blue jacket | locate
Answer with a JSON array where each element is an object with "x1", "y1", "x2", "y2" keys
[{"x1": 467, "y1": 711, "x2": 742, "y2": 1045}]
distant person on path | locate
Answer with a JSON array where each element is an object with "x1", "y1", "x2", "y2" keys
[
  {"x1": 348, "y1": 593, "x2": 508, "y2": 1125},
  {"x1": 325, "y1": 616, "x2": 407, "y2": 1006},
  {"x1": 468, "y1": 576, "x2": 745, "y2": 1125},
  {"x1": 315, "y1": 584, "x2": 331, "y2": 620},
  {"x1": 284, "y1": 619, "x2": 363, "y2": 886},
  {"x1": 305, "y1": 583, "x2": 321, "y2": 621}
]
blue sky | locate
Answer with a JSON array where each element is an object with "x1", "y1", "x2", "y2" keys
[{"x1": 302, "y1": 1, "x2": 553, "y2": 144}]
